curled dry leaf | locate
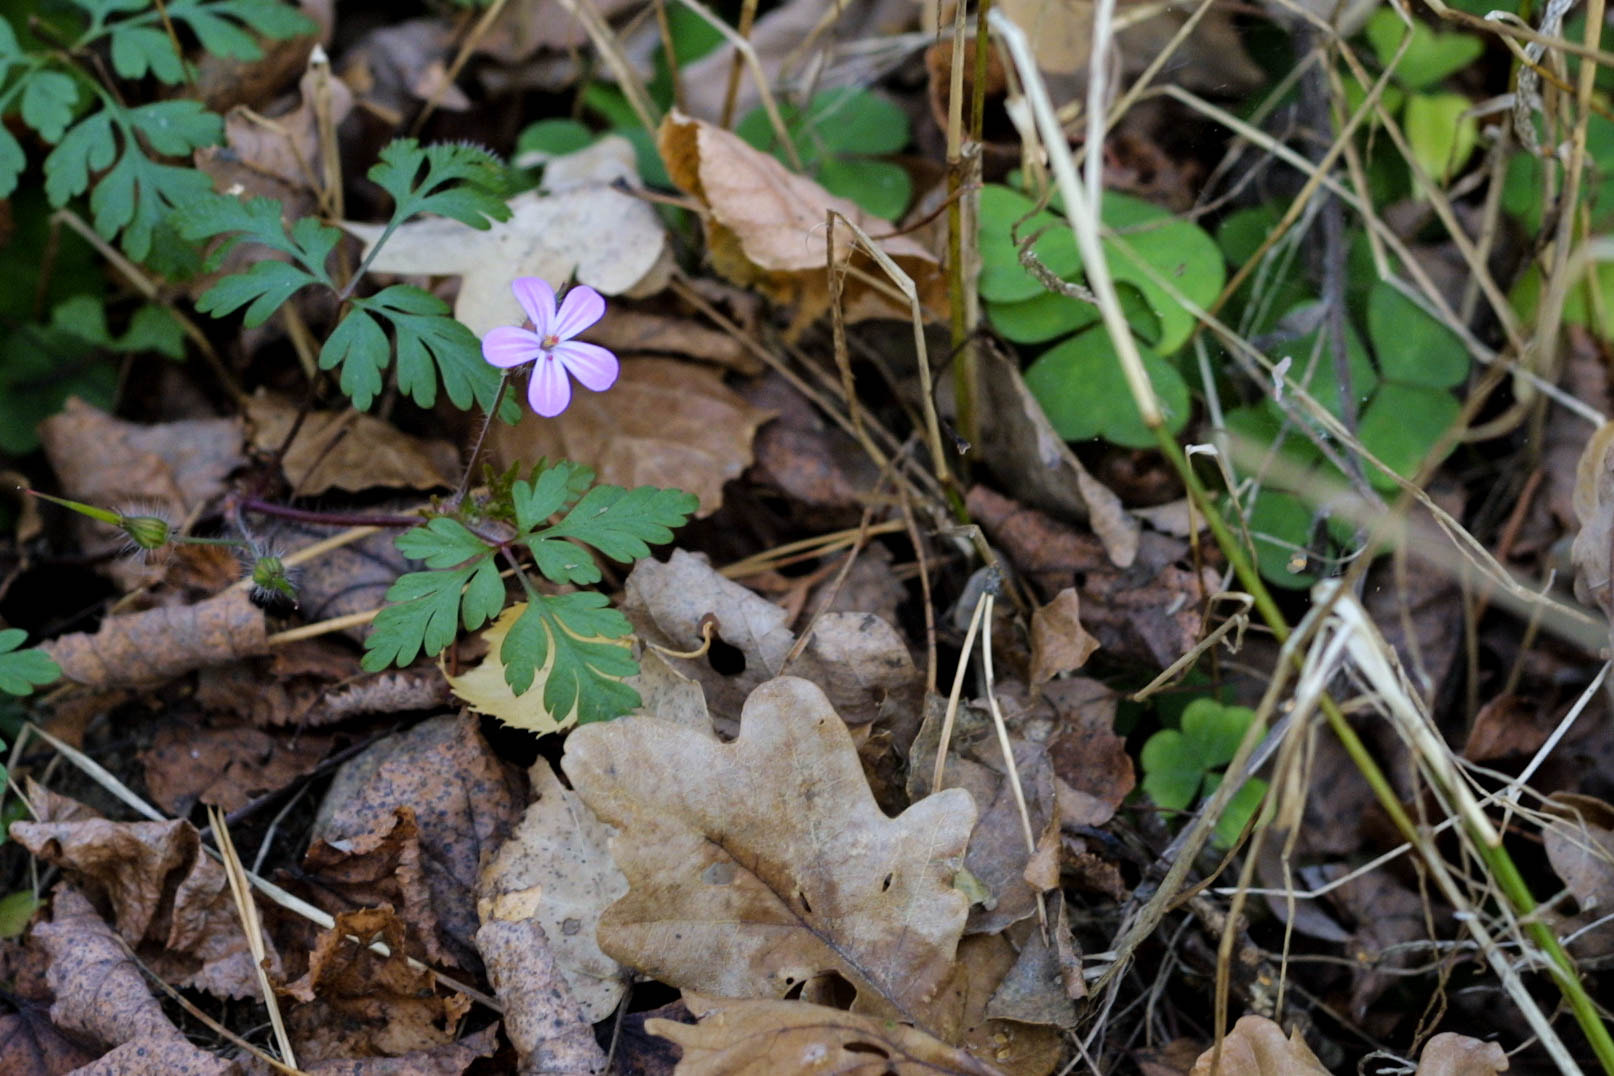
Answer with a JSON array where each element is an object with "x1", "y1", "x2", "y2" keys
[
  {"x1": 658, "y1": 111, "x2": 945, "y2": 332},
  {"x1": 343, "y1": 138, "x2": 671, "y2": 336},
  {"x1": 622, "y1": 550, "x2": 922, "y2": 729},
  {"x1": 1188, "y1": 1015, "x2": 1329, "y2": 1076},
  {"x1": 978, "y1": 346, "x2": 1139, "y2": 567},
  {"x1": 283, "y1": 907, "x2": 471, "y2": 1062},
  {"x1": 1029, "y1": 588, "x2": 1100, "y2": 685},
  {"x1": 33, "y1": 886, "x2": 237, "y2": 1075},
  {"x1": 476, "y1": 761, "x2": 628, "y2": 1024},
  {"x1": 562, "y1": 677, "x2": 976, "y2": 1033},
  {"x1": 647, "y1": 998, "x2": 1005, "y2": 1076},
  {"x1": 1415, "y1": 1032, "x2": 1508, "y2": 1075},
  {"x1": 247, "y1": 393, "x2": 459, "y2": 495},
  {"x1": 474, "y1": 920, "x2": 608, "y2": 1075},
  {"x1": 305, "y1": 715, "x2": 521, "y2": 969},
  {"x1": 43, "y1": 588, "x2": 268, "y2": 690},
  {"x1": 12, "y1": 814, "x2": 277, "y2": 999},
  {"x1": 488, "y1": 358, "x2": 774, "y2": 519}
]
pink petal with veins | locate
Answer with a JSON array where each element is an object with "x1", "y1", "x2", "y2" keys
[
  {"x1": 527, "y1": 355, "x2": 573, "y2": 417},
  {"x1": 552, "y1": 286, "x2": 605, "y2": 341},
  {"x1": 482, "y1": 326, "x2": 542, "y2": 368},
  {"x1": 553, "y1": 341, "x2": 619, "y2": 392},
  {"x1": 511, "y1": 277, "x2": 558, "y2": 336}
]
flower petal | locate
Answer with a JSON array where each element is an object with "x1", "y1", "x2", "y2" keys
[
  {"x1": 553, "y1": 341, "x2": 619, "y2": 392},
  {"x1": 482, "y1": 326, "x2": 543, "y2": 368},
  {"x1": 551, "y1": 285, "x2": 605, "y2": 341},
  {"x1": 511, "y1": 277, "x2": 558, "y2": 336},
  {"x1": 527, "y1": 355, "x2": 573, "y2": 417}
]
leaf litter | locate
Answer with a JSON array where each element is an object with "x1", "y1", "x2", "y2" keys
[{"x1": 4, "y1": 0, "x2": 1614, "y2": 1069}]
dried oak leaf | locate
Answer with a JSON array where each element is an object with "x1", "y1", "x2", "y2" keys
[
  {"x1": 658, "y1": 110, "x2": 945, "y2": 332},
  {"x1": 283, "y1": 907, "x2": 471, "y2": 1062},
  {"x1": 562, "y1": 677, "x2": 976, "y2": 1034},
  {"x1": 138, "y1": 716, "x2": 334, "y2": 814},
  {"x1": 33, "y1": 885, "x2": 238, "y2": 1074},
  {"x1": 488, "y1": 358, "x2": 773, "y2": 519},
  {"x1": 12, "y1": 815, "x2": 276, "y2": 999},
  {"x1": 247, "y1": 393, "x2": 458, "y2": 495},
  {"x1": 622, "y1": 550, "x2": 922, "y2": 731},
  {"x1": 647, "y1": 998, "x2": 1004, "y2": 1075},
  {"x1": 344, "y1": 138, "x2": 670, "y2": 336},
  {"x1": 967, "y1": 485, "x2": 1215, "y2": 667},
  {"x1": 1188, "y1": 1015, "x2": 1328, "y2": 1075},
  {"x1": 305, "y1": 714, "x2": 521, "y2": 969},
  {"x1": 42, "y1": 588, "x2": 268, "y2": 690},
  {"x1": 476, "y1": 761, "x2": 628, "y2": 1024},
  {"x1": 1414, "y1": 1032, "x2": 1508, "y2": 1075},
  {"x1": 1044, "y1": 678, "x2": 1134, "y2": 825}
]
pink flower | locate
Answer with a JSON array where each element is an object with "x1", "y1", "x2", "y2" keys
[{"x1": 481, "y1": 278, "x2": 619, "y2": 417}]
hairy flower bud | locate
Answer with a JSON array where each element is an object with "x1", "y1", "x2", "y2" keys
[
  {"x1": 248, "y1": 553, "x2": 298, "y2": 613},
  {"x1": 118, "y1": 513, "x2": 174, "y2": 552}
]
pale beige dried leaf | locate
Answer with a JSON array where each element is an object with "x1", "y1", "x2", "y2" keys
[
  {"x1": 658, "y1": 111, "x2": 944, "y2": 330},
  {"x1": 647, "y1": 998, "x2": 1004, "y2": 1075},
  {"x1": 622, "y1": 551, "x2": 921, "y2": 728},
  {"x1": 1570, "y1": 420, "x2": 1614, "y2": 621},
  {"x1": 999, "y1": 0, "x2": 1094, "y2": 73},
  {"x1": 562, "y1": 677, "x2": 976, "y2": 1032},
  {"x1": 488, "y1": 358, "x2": 773, "y2": 519},
  {"x1": 1189, "y1": 1015, "x2": 1329, "y2": 1076},
  {"x1": 1029, "y1": 588, "x2": 1100, "y2": 685},
  {"x1": 43, "y1": 589, "x2": 268, "y2": 691},
  {"x1": 586, "y1": 307, "x2": 760, "y2": 374},
  {"x1": 1542, "y1": 793, "x2": 1614, "y2": 916},
  {"x1": 343, "y1": 138, "x2": 670, "y2": 335},
  {"x1": 477, "y1": 761, "x2": 628, "y2": 1024},
  {"x1": 196, "y1": 60, "x2": 352, "y2": 209},
  {"x1": 627, "y1": 647, "x2": 713, "y2": 730},
  {"x1": 247, "y1": 393, "x2": 458, "y2": 494},
  {"x1": 474, "y1": 921, "x2": 607, "y2": 1075},
  {"x1": 1414, "y1": 1032, "x2": 1508, "y2": 1075}
]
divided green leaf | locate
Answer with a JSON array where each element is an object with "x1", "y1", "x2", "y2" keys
[
  {"x1": 369, "y1": 138, "x2": 512, "y2": 231},
  {"x1": 499, "y1": 594, "x2": 639, "y2": 724},
  {"x1": 0, "y1": 630, "x2": 60, "y2": 696}
]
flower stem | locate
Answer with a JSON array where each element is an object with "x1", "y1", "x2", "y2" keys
[{"x1": 451, "y1": 373, "x2": 511, "y2": 510}]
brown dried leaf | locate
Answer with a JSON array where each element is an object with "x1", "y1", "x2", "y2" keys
[
  {"x1": 301, "y1": 1024, "x2": 499, "y2": 1075},
  {"x1": 247, "y1": 394, "x2": 458, "y2": 494},
  {"x1": 1542, "y1": 794, "x2": 1614, "y2": 922},
  {"x1": 647, "y1": 998, "x2": 1004, "y2": 1075},
  {"x1": 658, "y1": 111, "x2": 945, "y2": 332},
  {"x1": 984, "y1": 895, "x2": 1083, "y2": 1026},
  {"x1": 586, "y1": 306, "x2": 760, "y2": 374},
  {"x1": 1045, "y1": 678, "x2": 1133, "y2": 823},
  {"x1": 1414, "y1": 1032, "x2": 1508, "y2": 1075},
  {"x1": 195, "y1": 58, "x2": 352, "y2": 213},
  {"x1": 742, "y1": 371, "x2": 883, "y2": 516},
  {"x1": 192, "y1": 0, "x2": 328, "y2": 112},
  {"x1": 1320, "y1": 863, "x2": 1427, "y2": 1020},
  {"x1": 261, "y1": 518, "x2": 412, "y2": 639},
  {"x1": 1188, "y1": 1015, "x2": 1329, "y2": 1075},
  {"x1": 562, "y1": 677, "x2": 976, "y2": 1033},
  {"x1": 283, "y1": 907, "x2": 470, "y2": 1062},
  {"x1": 622, "y1": 550, "x2": 921, "y2": 729},
  {"x1": 335, "y1": 19, "x2": 455, "y2": 120},
  {"x1": 12, "y1": 815, "x2": 276, "y2": 999},
  {"x1": 978, "y1": 347, "x2": 1138, "y2": 567},
  {"x1": 1029, "y1": 589, "x2": 1099, "y2": 685},
  {"x1": 305, "y1": 715, "x2": 521, "y2": 969},
  {"x1": 473, "y1": 921, "x2": 608, "y2": 1075},
  {"x1": 42, "y1": 589, "x2": 268, "y2": 690},
  {"x1": 0, "y1": 1002, "x2": 98, "y2": 1075},
  {"x1": 344, "y1": 139, "x2": 670, "y2": 336},
  {"x1": 968, "y1": 486, "x2": 1215, "y2": 667},
  {"x1": 37, "y1": 397, "x2": 244, "y2": 590},
  {"x1": 474, "y1": 0, "x2": 639, "y2": 57},
  {"x1": 1462, "y1": 695, "x2": 1554, "y2": 762},
  {"x1": 476, "y1": 761, "x2": 628, "y2": 1024},
  {"x1": 489, "y1": 358, "x2": 773, "y2": 519},
  {"x1": 139, "y1": 717, "x2": 334, "y2": 814},
  {"x1": 33, "y1": 885, "x2": 238, "y2": 1074}
]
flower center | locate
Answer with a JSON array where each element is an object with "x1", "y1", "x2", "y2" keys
[{"x1": 541, "y1": 333, "x2": 560, "y2": 349}]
